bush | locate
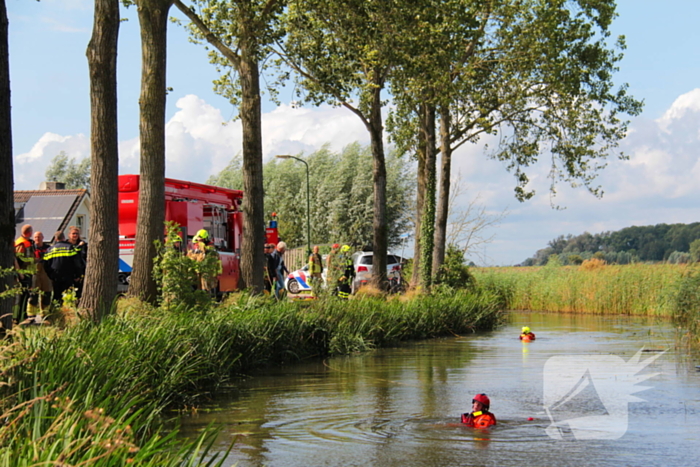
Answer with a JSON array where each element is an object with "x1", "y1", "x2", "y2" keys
[{"x1": 434, "y1": 244, "x2": 475, "y2": 290}]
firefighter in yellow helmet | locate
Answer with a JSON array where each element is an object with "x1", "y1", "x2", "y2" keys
[
  {"x1": 335, "y1": 245, "x2": 355, "y2": 299},
  {"x1": 519, "y1": 326, "x2": 536, "y2": 341},
  {"x1": 188, "y1": 229, "x2": 221, "y2": 294}
]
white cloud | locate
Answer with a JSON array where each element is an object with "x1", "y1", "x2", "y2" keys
[
  {"x1": 12, "y1": 95, "x2": 369, "y2": 190},
  {"x1": 14, "y1": 132, "x2": 89, "y2": 189},
  {"x1": 657, "y1": 88, "x2": 700, "y2": 132}
]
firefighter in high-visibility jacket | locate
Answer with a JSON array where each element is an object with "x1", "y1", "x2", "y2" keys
[
  {"x1": 335, "y1": 245, "x2": 355, "y2": 299},
  {"x1": 188, "y1": 229, "x2": 222, "y2": 293},
  {"x1": 461, "y1": 393, "x2": 497, "y2": 428},
  {"x1": 14, "y1": 224, "x2": 36, "y2": 324}
]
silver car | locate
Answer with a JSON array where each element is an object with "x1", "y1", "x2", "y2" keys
[{"x1": 351, "y1": 251, "x2": 402, "y2": 292}]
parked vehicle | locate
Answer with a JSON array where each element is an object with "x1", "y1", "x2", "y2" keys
[
  {"x1": 351, "y1": 251, "x2": 403, "y2": 292},
  {"x1": 285, "y1": 265, "x2": 313, "y2": 294},
  {"x1": 117, "y1": 174, "x2": 277, "y2": 293},
  {"x1": 285, "y1": 256, "x2": 327, "y2": 294}
]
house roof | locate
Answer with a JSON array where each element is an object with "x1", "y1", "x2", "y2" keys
[
  {"x1": 14, "y1": 189, "x2": 87, "y2": 205},
  {"x1": 14, "y1": 189, "x2": 89, "y2": 239}
]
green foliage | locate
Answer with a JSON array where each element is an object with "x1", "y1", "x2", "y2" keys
[
  {"x1": 434, "y1": 244, "x2": 475, "y2": 291},
  {"x1": 211, "y1": 143, "x2": 414, "y2": 249},
  {"x1": 388, "y1": 0, "x2": 642, "y2": 204},
  {"x1": 44, "y1": 151, "x2": 91, "y2": 190},
  {"x1": 667, "y1": 251, "x2": 691, "y2": 264},
  {"x1": 206, "y1": 152, "x2": 243, "y2": 189},
  {"x1": 178, "y1": 0, "x2": 286, "y2": 113},
  {"x1": 568, "y1": 254, "x2": 584, "y2": 265},
  {"x1": 526, "y1": 222, "x2": 700, "y2": 265},
  {"x1": 152, "y1": 222, "x2": 216, "y2": 310},
  {"x1": 690, "y1": 239, "x2": 700, "y2": 262},
  {"x1": 672, "y1": 268, "x2": 700, "y2": 346}
]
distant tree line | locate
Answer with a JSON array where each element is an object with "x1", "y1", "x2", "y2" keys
[{"x1": 523, "y1": 223, "x2": 700, "y2": 266}]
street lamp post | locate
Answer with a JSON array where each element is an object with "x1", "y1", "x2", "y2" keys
[{"x1": 276, "y1": 155, "x2": 311, "y2": 257}]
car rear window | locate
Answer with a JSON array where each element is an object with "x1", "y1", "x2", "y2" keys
[
  {"x1": 360, "y1": 256, "x2": 373, "y2": 265},
  {"x1": 387, "y1": 255, "x2": 398, "y2": 264}
]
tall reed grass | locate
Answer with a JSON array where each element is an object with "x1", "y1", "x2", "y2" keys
[
  {"x1": 473, "y1": 263, "x2": 695, "y2": 316},
  {"x1": 1, "y1": 289, "x2": 503, "y2": 465}
]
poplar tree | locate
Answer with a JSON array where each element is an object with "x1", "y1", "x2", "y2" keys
[
  {"x1": 82, "y1": 0, "x2": 120, "y2": 319},
  {"x1": 390, "y1": 0, "x2": 642, "y2": 288},
  {"x1": 173, "y1": 0, "x2": 284, "y2": 293},
  {"x1": 0, "y1": 0, "x2": 14, "y2": 333},
  {"x1": 128, "y1": 0, "x2": 173, "y2": 302},
  {"x1": 280, "y1": 0, "x2": 419, "y2": 288}
]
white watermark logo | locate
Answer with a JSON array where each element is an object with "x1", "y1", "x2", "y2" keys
[{"x1": 543, "y1": 348, "x2": 664, "y2": 440}]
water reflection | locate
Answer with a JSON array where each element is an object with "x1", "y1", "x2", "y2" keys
[{"x1": 176, "y1": 312, "x2": 700, "y2": 466}]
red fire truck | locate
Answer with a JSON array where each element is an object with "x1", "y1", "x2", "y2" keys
[{"x1": 117, "y1": 174, "x2": 274, "y2": 293}]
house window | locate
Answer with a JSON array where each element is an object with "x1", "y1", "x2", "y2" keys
[{"x1": 76, "y1": 215, "x2": 85, "y2": 230}]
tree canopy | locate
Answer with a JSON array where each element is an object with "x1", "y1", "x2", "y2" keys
[
  {"x1": 208, "y1": 143, "x2": 415, "y2": 249},
  {"x1": 45, "y1": 151, "x2": 91, "y2": 190},
  {"x1": 523, "y1": 222, "x2": 700, "y2": 265}
]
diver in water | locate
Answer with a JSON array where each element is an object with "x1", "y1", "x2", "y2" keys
[
  {"x1": 461, "y1": 393, "x2": 497, "y2": 428},
  {"x1": 520, "y1": 326, "x2": 536, "y2": 341}
]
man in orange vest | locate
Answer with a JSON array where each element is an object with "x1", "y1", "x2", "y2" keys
[
  {"x1": 14, "y1": 224, "x2": 35, "y2": 324},
  {"x1": 461, "y1": 393, "x2": 497, "y2": 428}
]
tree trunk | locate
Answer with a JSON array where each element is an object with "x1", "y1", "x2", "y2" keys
[
  {"x1": 82, "y1": 0, "x2": 120, "y2": 320},
  {"x1": 238, "y1": 41, "x2": 265, "y2": 293},
  {"x1": 129, "y1": 0, "x2": 172, "y2": 302},
  {"x1": 0, "y1": 0, "x2": 14, "y2": 333},
  {"x1": 418, "y1": 103, "x2": 436, "y2": 289},
  {"x1": 411, "y1": 109, "x2": 426, "y2": 288},
  {"x1": 432, "y1": 105, "x2": 451, "y2": 277},
  {"x1": 369, "y1": 82, "x2": 388, "y2": 289}
]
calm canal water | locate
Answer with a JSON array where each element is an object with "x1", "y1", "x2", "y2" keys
[{"x1": 177, "y1": 312, "x2": 700, "y2": 466}]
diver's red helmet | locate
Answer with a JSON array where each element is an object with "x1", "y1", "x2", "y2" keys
[{"x1": 472, "y1": 393, "x2": 490, "y2": 409}]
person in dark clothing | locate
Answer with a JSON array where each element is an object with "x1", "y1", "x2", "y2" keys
[
  {"x1": 336, "y1": 245, "x2": 355, "y2": 299},
  {"x1": 263, "y1": 243, "x2": 275, "y2": 294},
  {"x1": 269, "y1": 242, "x2": 288, "y2": 299},
  {"x1": 44, "y1": 231, "x2": 83, "y2": 306},
  {"x1": 67, "y1": 226, "x2": 87, "y2": 299}
]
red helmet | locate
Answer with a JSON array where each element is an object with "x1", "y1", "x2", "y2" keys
[{"x1": 472, "y1": 393, "x2": 490, "y2": 409}]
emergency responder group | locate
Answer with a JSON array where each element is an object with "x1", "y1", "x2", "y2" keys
[
  {"x1": 10, "y1": 224, "x2": 87, "y2": 327},
  {"x1": 263, "y1": 241, "x2": 356, "y2": 299},
  {"x1": 7, "y1": 224, "x2": 358, "y2": 331}
]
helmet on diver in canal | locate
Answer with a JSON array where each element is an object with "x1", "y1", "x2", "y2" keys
[{"x1": 472, "y1": 393, "x2": 490, "y2": 409}]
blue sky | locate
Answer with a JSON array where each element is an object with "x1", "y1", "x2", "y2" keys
[{"x1": 8, "y1": 0, "x2": 700, "y2": 265}]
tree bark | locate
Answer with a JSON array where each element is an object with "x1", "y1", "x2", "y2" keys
[
  {"x1": 0, "y1": 0, "x2": 14, "y2": 333},
  {"x1": 129, "y1": 0, "x2": 172, "y2": 302},
  {"x1": 238, "y1": 39, "x2": 265, "y2": 293},
  {"x1": 418, "y1": 103, "x2": 436, "y2": 289},
  {"x1": 369, "y1": 81, "x2": 388, "y2": 288},
  {"x1": 411, "y1": 110, "x2": 426, "y2": 287},
  {"x1": 82, "y1": 0, "x2": 120, "y2": 320},
  {"x1": 432, "y1": 105, "x2": 451, "y2": 277}
]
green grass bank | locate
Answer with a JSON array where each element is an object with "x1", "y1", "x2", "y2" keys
[{"x1": 0, "y1": 289, "x2": 504, "y2": 465}]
